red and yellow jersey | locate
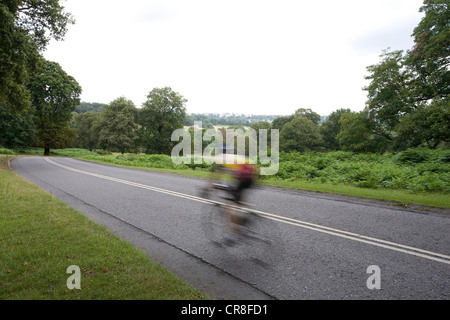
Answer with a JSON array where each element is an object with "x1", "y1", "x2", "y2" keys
[{"x1": 216, "y1": 154, "x2": 256, "y2": 180}]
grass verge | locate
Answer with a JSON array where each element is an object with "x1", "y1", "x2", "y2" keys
[
  {"x1": 0, "y1": 156, "x2": 209, "y2": 300},
  {"x1": 259, "y1": 178, "x2": 450, "y2": 210}
]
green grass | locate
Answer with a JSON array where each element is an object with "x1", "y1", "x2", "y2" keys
[
  {"x1": 259, "y1": 178, "x2": 450, "y2": 209},
  {"x1": 0, "y1": 156, "x2": 209, "y2": 300}
]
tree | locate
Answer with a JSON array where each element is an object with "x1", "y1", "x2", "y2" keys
[
  {"x1": 407, "y1": 0, "x2": 449, "y2": 102},
  {"x1": 28, "y1": 59, "x2": 81, "y2": 155},
  {"x1": 320, "y1": 108, "x2": 352, "y2": 150},
  {"x1": 0, "y1": 105, "x2": 36, "y2": 148},
  {"x1": 73, "y1": 111, "x2": 102, "y2": 151},
  {"x1": 364, "y1": 49, "x2": 412, "y2": 136},
  {"x1": 294, "y1": 108, "x2": 321, "y2": 124},
  {"x1": 98, "y1": 97, "x2": 138, "y2": 154},
  {"x1": 250, "y1": 121, "x2": 272, "y2": 145},
  {"x1": 361, "y1": 0, "x2": 449, "y2": 151},
  {"x1": 397, "y1": 99, "x2": 450, "y2": 148},
  {"x1": 0, "y1": 0, "x2": 74, "y2": 113},
  {"x1": 272, "y1": 115, "x2": 294, "y2": 132},
  {"x1": 139, "y1": 87, "x2": 187, "y2": 154},
  {"x1": 75, "y1": 102, "x2": 105, "y2": 114},
  {"x1": 337, "y1": 111, "x2": 390, "y2": 153},
  {"x1": 13, "y1": 0, "x2": 74, "y2": 51},
  {"x1": 280, "y1": 115, "x2": 324, "y2": 152}
]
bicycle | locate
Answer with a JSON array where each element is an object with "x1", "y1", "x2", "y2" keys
[{"x1": 201, "y1": 181, "x2": 283, "y2": 269}]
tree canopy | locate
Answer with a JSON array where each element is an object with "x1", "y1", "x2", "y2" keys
[
  {"x1": 98, "y1": 97, "x2": 139, "y2": 154},
  {"x1": 0, "y1": 0, "x2": 74, "y2": 113},
  {"x1": 341, "y1": 0, "x2": 450, "y2": 152},
  {"x1": 139, "y1": 87, "x2": 187, "y2": 154},
  {"x1": 29, "y1": 58, "x2": 81, "y2": 155}
]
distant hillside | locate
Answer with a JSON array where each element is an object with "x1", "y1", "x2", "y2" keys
[
  {"x1": 75, "y1": 102, "x2": 106, "y2": 114},
  {"x1": 184, "y1": 113, "x2": 283, "y2": 127}
]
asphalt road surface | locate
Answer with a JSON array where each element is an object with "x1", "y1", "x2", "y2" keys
[{"x1": 11, "y1": 157, "x2": 450, "y2": 300}]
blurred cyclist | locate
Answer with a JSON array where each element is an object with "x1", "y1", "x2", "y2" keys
[{"x1": 203, "y1": 147, "x2": 258, "y2": 245}]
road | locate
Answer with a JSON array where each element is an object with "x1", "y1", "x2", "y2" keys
[{"x1": 11, "y1": 157, "x2": 450, "y2": 300}]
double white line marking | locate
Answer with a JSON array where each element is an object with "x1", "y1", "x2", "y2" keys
[{"x1": 45, "y1": 158, "x2": 450, "y2": 265}]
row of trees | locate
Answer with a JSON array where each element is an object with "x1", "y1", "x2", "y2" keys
[
  {"x1": 73, "y1": 88, "x2": 187, "y2": 154},
  {"x1": 0, "y1": 0, "x2": 81, "y2": 155}
]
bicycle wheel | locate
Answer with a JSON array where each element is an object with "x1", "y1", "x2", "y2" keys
[
  {"x1": 238, "y1": 210, "x2": 284, "y2": 269},
  {"x1": 202, "y1": 199, "x2": 227, "y2": 247},
  {"x1": 201, "y1": 186, "x2": 284, "y2": 270}
]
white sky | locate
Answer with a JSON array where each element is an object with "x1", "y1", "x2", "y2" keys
[{"x1": 43, "y1": 0, "x2": 424, "y2": 116}]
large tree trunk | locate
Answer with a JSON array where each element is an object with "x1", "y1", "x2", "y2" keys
[{"x1": 44, "y1": 147, "x2": 50, "y2": 156}]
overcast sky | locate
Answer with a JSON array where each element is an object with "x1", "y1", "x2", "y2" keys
[{"x1": 43, "y1": 0, "x2": 425, "y2": 116}]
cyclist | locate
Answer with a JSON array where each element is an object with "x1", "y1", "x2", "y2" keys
[
  {"x1": 220, "y1": 156, "x2": 256, "y2": 204},
  {"x1": 203, "y1": 148, "x2": 258, "y2": 245}
]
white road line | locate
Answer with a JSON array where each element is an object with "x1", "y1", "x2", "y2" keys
[{"x1": 45, "y1": 157, "x2": 450, "y2": 265}]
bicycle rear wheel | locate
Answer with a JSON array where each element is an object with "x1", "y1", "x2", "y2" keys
[
  {"x1": 202, "y1": 200, "x2": 228, "y2": 247},
  {"x1": 238, "y1": 210, "x2": 283, "y2": 269},
  {"x1": 201, "y1": 187, "x2": 284, "y2": 270}
]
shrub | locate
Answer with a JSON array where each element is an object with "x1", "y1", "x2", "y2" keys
[
  {"x1": 436, "y1": 150, "x2": 450, "y2": 163},
  {"x1": 0, "y1": 148, "x2": 15, "y2": 155},
  {"x1": 273, "y1": 149, "x2": 449, "y2": 192},
  {"x1": 394, "y1": 148, "x2": 432, "y2": 164}
]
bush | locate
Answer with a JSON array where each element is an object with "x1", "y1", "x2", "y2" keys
[
  {"x1": 274, "y1": 148, "x2": 449, "y2": 193},
  {"x1": 0, "y1": 148, "x2": 15, "y2": 155},
  {"x1": 51, "y1": 148, "x2": 99, "y2": 157},
  {"x1": 436, "y1": 150, "x2": 450, "y2": 163},
  {"x1": 394, "y1": 148, "x2": 432, "y2": 164},
  {"x1": 94, "y1": 149, "x2": 112, "y2": 155}
]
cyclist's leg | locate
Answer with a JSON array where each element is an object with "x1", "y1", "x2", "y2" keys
[
  {"x1": 234, "y1": 178, "x2": 253, "y2": 204},
  {"x1": 230, "y1": 178, "x2": 253, "y2": 228}
]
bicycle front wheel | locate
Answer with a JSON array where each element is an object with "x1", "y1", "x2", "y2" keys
[
  {"x1": 239, "y1": 210, "x2": 284, "y2": 269},
  {"x1": 202, "y1": 201, "x2": 228, "y2": 247}
]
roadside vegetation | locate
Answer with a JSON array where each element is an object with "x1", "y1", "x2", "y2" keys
[{"x1": 0, "y1": 155, "x2": 208, "y2": 300}]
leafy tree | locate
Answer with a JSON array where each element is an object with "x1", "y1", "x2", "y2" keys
[
  {"x1": 0, "y1": 0, "x2": 74, "y2": 113},
  {"x1": 75, "y1": 102, "x2": 105, "y2": 114},
  {"x1": 73, "y1": 111, "x2": 102, "y2": 151},
  {"x1": 364, "y1": 49, "x2": 412, "y2": 136},
  {"x1": 280, "y1": 115, "x2": 324, "y2": 152},
  {"x1": 98, "y1": 97, "x2": 138, "y2": 154},
  {"x1": 361, "y1": 0, "x2": 449, "y2": 150},
  {"x1": 294, "y1": 108, "x2": 322, "y2": 124},
  {"x1": 28, "y1": 59, "x2": 81, "y2": 155},
  {"x1": 272, "y1": 115, "x2": 294, "y2": 132},
  {"x1": 407, "y1": 0, "x2": 449, "y2": 102},
  {"x1": 337, "y1": 110, "x2": 390, "y2": 153},
  {"x1": 320, "y1": 108, "x2": 352, "y2": 150},
  {"x1": 13, "y1": 0, "x2": 74, "y2": 50},
  {"x1": 250, "y1": 121, "x2": 272, "y2": 145},
  {"x1": 139, "y1": 87, "x2": 187, "y2": 154},
  {"x1": 0, "y1": 105, "x2": 36, "y2": 148},
  {"x1": 397, "y1": 99, "x2": 450, "y2": 148}
]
